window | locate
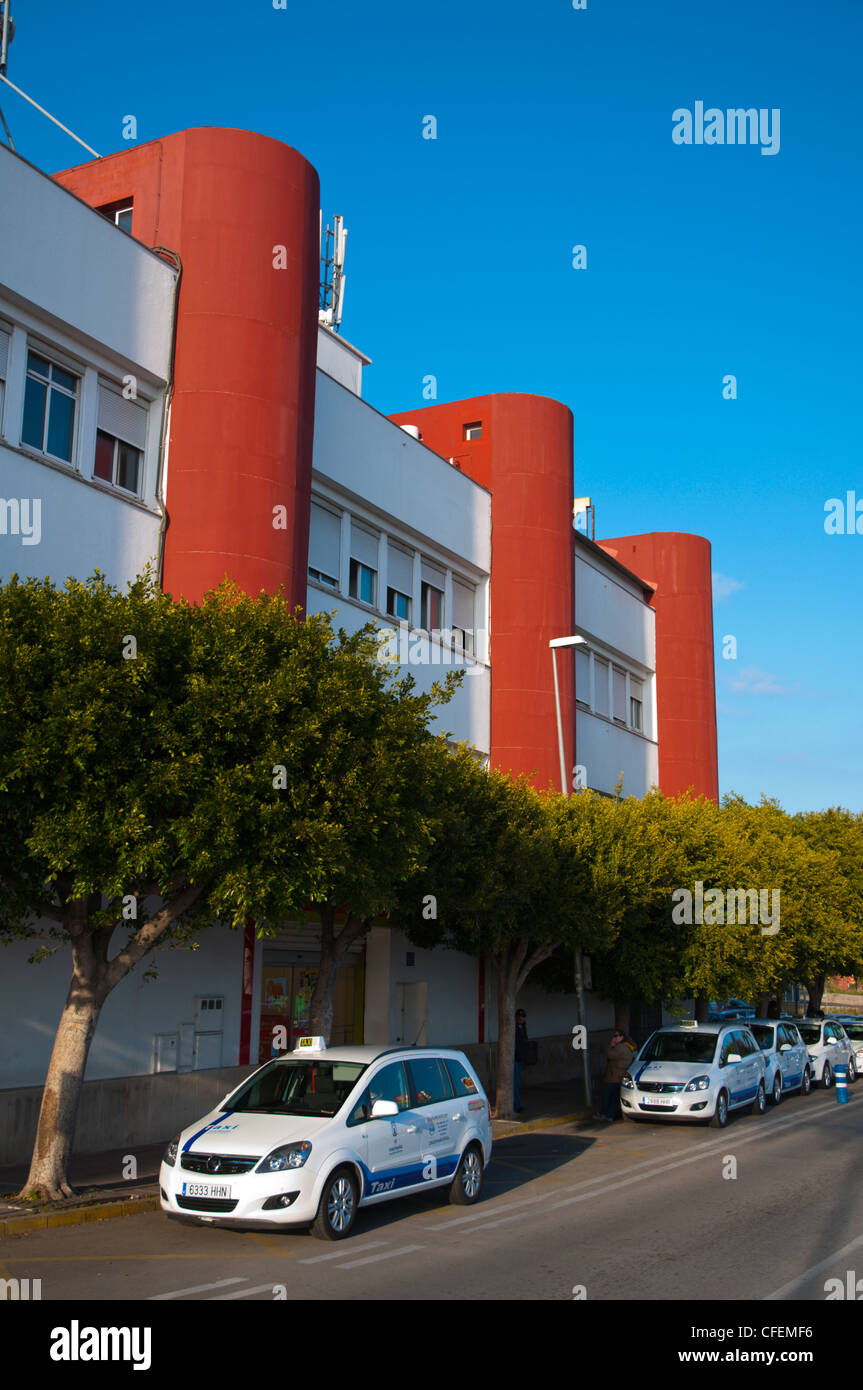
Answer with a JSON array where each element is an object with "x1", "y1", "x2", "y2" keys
[
  {"x1": 309, "y1": 501, "x2": 341, "y2": 589},
  {"x1": 22, "y1": 351, "x2": 78, "y2": 463},
  {"x1": 387, "y1": 542, "x2": 413, "y2": 622},
  {"x1": 594, "y1": 658, "x2": 609, "y2": 717},
  {"x1": 612, "y1": 668, "x2": 626, "y2": 725},
  {"x1": 444, "y1": 1058, "x2": 478, "y2": 1095},
  {"x1": 93, "y1": 385, "x2": 147, "y2": 494},
  {"x1": 463, "y1": 421, "x2": 482, "y2": 441},
  {"x1": 349, "y1": 522, "x2": 378, "y2": 606},
  {"x1": 94, "y1": 431, "x2": 142, "y2": 493},
  {"x1": 575, "y1": 646, "x2": 590, "y2": 707},
  {"x1": 630, "y1": 676, "x2": 643, "y2": 732},
  {"x1": 0, "y1": 327, "x2": 8, "y2": 433},
  {"x1": 407, "y1": 1057, "x2": 453, "y2": 1106},
  {"x1": 421, "y1": 560, "x2": 446, "y2": 630},
  {"x1": 422, "y1": 582, "x2": 444, "y2": 630},
  {"x1": 97, "y1": 201, "x2": 134, "y2": 234},
  {"x1": 451, "y1": 577, "x2": 475, "y2": 655},
  {"x1": 347, "y1": 1060, "x2": 411, "y2": 1126}
]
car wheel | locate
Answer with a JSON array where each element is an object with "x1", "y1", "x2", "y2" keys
[
  {"x1": 801, "y1": 1066, "x2": 812, "y2": 1095},
  {"x1": 822, "y1": 1062, "x2": 833, "y2": 1089},
  {"x1": 710, "y1": 1089, "x2": 729, "y2": 1128},
  {"x1": 770, "y1": 1072, "x2": 782, "y2": 1105},
  {"x1": 311, "y1": 1166, "x2": 358, "y2": 1240},
  {"x1": 450, "y1": 1144, "x2": 484, "y2": 1206},
  {"x1": 752, "y1": 1081, "x2": 767, "y2": 1116},
  {"x1": 848, "y1": 1057, "x2": 857, "y2": 1084}
]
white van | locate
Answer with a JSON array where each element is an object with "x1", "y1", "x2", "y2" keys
[{"x1": 159, "y1": 1038, "x2": 493, "y2": 1239}]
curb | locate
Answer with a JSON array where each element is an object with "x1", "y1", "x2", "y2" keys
[{"x1": 1, "y1": 1192, "x2": 160, "y2": 1238}]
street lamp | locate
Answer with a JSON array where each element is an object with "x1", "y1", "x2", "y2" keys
[
  {"x1": 549, "y1": 635, "x2": 585, "y2": 796},
  {"x1": 548, "y1": 633, "x2": 591, "y2": 1110}
]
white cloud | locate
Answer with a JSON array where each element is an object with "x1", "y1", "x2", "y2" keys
[
  {"x1": 712, "y1": 571, "x2": 744, "y2": 600},
  {"x1": 729, "y1": 666, "x2": 796, "y2": 696}
]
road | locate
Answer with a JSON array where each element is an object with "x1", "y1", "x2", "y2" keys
[{"x1": 2, "y1": 1090, "x2": 861, "y2": 1302}]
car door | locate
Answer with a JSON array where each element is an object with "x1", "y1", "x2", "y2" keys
[
  {"x1": 405, "y1": 1055, "x2": 462, "y2": 1188},
  {"x1": 779, "y1": 1024, "x2": 803, "y2": 1088},
  {"x1": 350, "y1": 1059, "x2": 422, "y2": 1200}
]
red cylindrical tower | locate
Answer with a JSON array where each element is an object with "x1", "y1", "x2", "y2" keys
[
  {"x1": 390, "y1": 394, "x2": 575, "y2": 792},
  {"x1": 54, "y1": 128, "x2": 320, "y2": 609},
  {"x1": 599, "y1": 532, "x2": 719, "y2": 800}
]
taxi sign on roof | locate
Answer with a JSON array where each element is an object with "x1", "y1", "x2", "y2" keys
[{"x1": 295, "y1": 1035, "x2": 326, "y2": 1051}]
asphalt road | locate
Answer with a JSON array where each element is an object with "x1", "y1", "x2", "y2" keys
[{"x1": 2, "y1": 1089, "x2": 861, "y2": 1302}]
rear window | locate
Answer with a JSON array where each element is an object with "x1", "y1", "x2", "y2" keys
[
  {"x1": 407, "y1": 1056, "x2": 453, "y2": 1106},
  {"x1": 842, "y1": 1022, "x2": 863, "y2": 1040},
  {"x1": 797, "y1": 1024, "x2": 822, "y2": 1045},
  {"x1": 640, "y1": 1031, "x2": 719, "y2": 1064},
  {"x1": 445, "y1": 1057, "x2": 479, "y2": 1095}
]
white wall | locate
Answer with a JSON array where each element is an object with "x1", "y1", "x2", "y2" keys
[
  {"x1": 0, "y1": 927, "x2": 244, "y2": 1090},
  {"x1": 576, "y1": 706, "x2": 659, "y2": 798},
  {"x1": 0, "y1": 146, "x2": 176, "y2": 381},
  {"x1": 316, "y1": 326, "x2": 367, "y2": 396},
  {"x1": 575, "y1": 551, "x2": 654, "y2": 668},
  {"x1": 314, "y1": 371, "x2": 491, "y2": 575}
]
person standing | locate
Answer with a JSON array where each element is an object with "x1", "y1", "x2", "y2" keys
[
  {"x1": 514, "y1": 1008, "x2": 530, "y2": 1113},
  {"x1": 600, "y1": 1029, "x2": 635, "y2": 1121}
]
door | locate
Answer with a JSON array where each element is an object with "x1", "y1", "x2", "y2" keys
[
  {"x1": 406, "y1": 1056, "x2": 463, "y2": 1187},
  {"x1": 396, "y1": 981, "x2": 428, "y2": 1046},
  {"x1": 354, "y1": 1060, "x2": 422, "y2": 1199}
]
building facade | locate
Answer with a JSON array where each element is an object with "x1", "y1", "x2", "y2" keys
[{"x1": 0, "y1": 128, "x2": 718, "y2": 1111}]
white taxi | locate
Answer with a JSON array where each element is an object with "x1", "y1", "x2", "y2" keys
[
  {"x1": 159, "y1": 1038, "x2": 493, "y2": 1239},
  {"x1": 795, "y1": 1018, "x2": 857, "y2": 1087},
  {"x1": 620, "y1": 1020, "x2": 767, "y2": 1127}
]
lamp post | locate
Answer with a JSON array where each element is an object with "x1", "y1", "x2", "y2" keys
[{"x1": 548, "y1": 634, "x2": 592, "y2": 1112}]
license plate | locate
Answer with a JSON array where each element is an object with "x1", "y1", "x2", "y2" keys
[
  {"x1": 645, "y1": 1095, "x2": 678, "y2": 1107},
  {"x1": 182, "y1": 1182, "x2": 232, "y2": 1199}
]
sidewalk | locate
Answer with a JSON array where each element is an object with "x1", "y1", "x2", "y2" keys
[{"x1": 1, "y1": 1079, "x2": 596, "y2": 1236}]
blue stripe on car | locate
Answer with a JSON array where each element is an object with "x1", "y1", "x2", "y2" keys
[{"x1": 182, "y1": 1112, "x2": 235, "y2": 1152}]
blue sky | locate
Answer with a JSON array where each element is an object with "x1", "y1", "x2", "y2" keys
[{"x1": 5, "y1": 0, "x2": 862, "y2": 813}]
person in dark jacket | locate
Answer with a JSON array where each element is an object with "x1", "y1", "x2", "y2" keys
[
  {"x1": 514, "y1": 1009, "x2": 530, "y2": 1113},
  {"x1": 599, "y1": 1029, "x2": 636, "y2": 1121}
]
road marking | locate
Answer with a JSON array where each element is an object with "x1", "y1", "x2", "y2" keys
[
  {"x1": 764, "y1": 1230, "x2": 863, "y2": 1301},
  {"x1": 212, "y1": 1282, "x2": 284, "y2": 1300},
  {"x1": 299, "y1": 1242, "x2": 387, "y2": 1264},
  {"x1": 335, "y1": 1244, "x2": 424, "y2": 1270},
  {"x1": 426, "y1": 1192, "x2": 551, "y2": 1231},
  {"x1": 431, "y1": 1098, "x2": 845, "y2": 1236},
  {"x1": 149, "y1": 1277, "x2": 249, "y2": 1300}
]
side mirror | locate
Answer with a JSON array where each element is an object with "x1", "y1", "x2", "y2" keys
[
  {"x1": 371, "y1": 1099, "x2": 399, "y2": 1118},
  {"x1": 826, "y1": 1038, "x2": 838, "y2": 1046},
  {"x1": 726, "y1": 1053, "x2": 742, "y2": 1065},
  {"x1": 779, "y1": 1044, "x2": 792, "y2": 1053}
]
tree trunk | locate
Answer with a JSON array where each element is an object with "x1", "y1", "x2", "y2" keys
[
  {"x1": 492, "y1": 941, "x2": 557, "y2": 1119},
  {"x1": 493, "y1": 945, "x2": 523, "y2": 1120},
  {"x1": 19, "y1": 934, "x2": 107, "y2": 1201},
  {"x1": 307, "y1": 906, "x2": 369, "y2": 1044},
  {"x1": 19, "y1": 881, "x2": 204, "y2": 1202},
  {"x1": 804, "y1": 976, "x2": 826, "y2": 1016}
]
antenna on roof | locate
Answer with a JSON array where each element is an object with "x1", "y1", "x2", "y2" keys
[
  {"x1": 319, "y1": 213, "x2": 348, "y2": 332},
  {"x1": 0, "y1": 1, "x2": 101, "y2": 158}
]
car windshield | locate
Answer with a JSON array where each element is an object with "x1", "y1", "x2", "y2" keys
[
  {"x1": 749, "y1": 1025, "x2": 774, "y2": 1051},
  {"x1": 640, "y1": 1031, "x2": 719, "y2": 1064},
  {"x1": 227, "y1": 1060, "x2": 367, "y2": 1117},
  {"x1": 797, "y1": 1024, "x2": 822, "y2": 1045}
]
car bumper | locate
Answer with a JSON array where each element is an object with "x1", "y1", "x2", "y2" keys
[
  {"x1": 159, "y1": 1160, "x2": 321, "y2": 1225},
  {"x1": 620, "y1": 1090, "x2": 715, "y2": 1120}
]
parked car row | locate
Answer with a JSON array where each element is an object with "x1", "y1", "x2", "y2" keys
[{"x1": 620, "y1": 1016, "x2": 859, "y2": 1127}]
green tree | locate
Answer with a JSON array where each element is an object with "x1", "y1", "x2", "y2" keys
[{"x1": 0, "y1": 572, "x2": 451, "y2": 1199}]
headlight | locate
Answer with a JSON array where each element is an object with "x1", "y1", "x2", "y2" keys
[
  {"x1": 808, "y1": 1052, "x2": 819, "y2": 1062},
  {"x1": 621, "y1": 1073, "x2": 634, "y2": 1089},
  {"x1": 163, "y1": 1135, "x2": 181, "y2": 1168},
  {"x1": 684, "y1": 1075, "x2": 710, "y2": 1092},
  {"x1": 257, "y1": 1142, "x2": 312, "y2": 1173}
]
